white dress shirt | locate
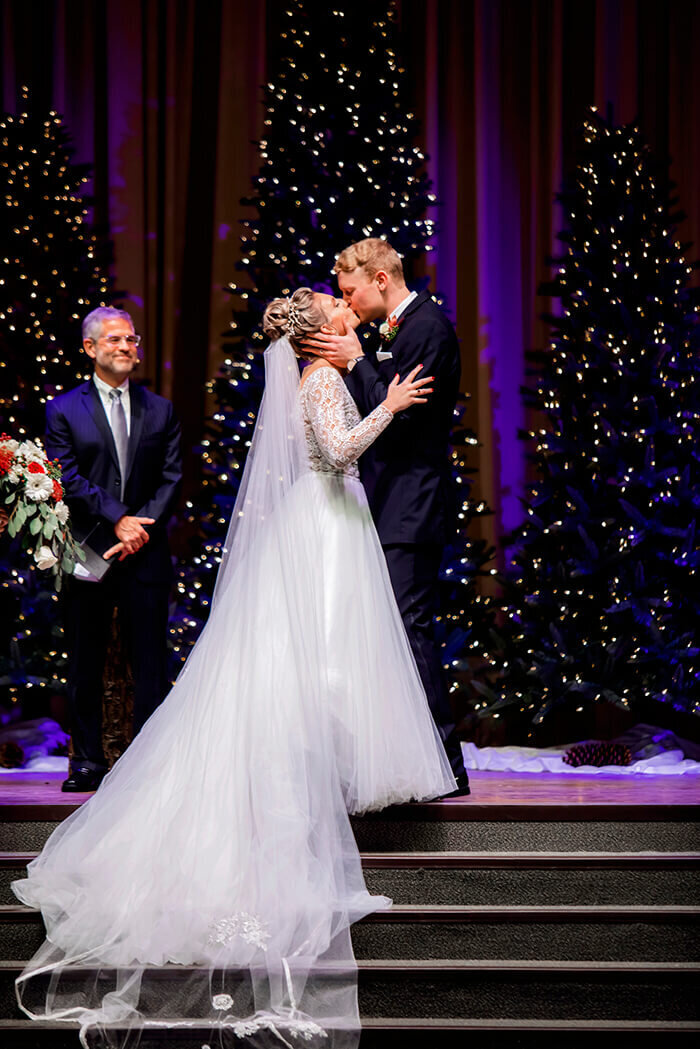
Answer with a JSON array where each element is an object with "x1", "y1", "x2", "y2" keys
[
  {"x1": 93, "y1": 373, "x2": 131, "y2": 435},
  {"x1": 389, "y1": 290, "x2": 418, "y2": 322},
  {"x1": 74, "y1": 374, "x2": 131, "y2": 581}
]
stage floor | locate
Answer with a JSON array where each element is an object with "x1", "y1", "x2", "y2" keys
[{"x1": 1, "y1": 768, "x2": 698, "y2": 816}]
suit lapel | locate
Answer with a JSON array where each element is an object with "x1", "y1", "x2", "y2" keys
[
  {"x1": 82, "y1": 381, "x2": 120, "y2": 474},
  {"x1": 125, "y1": 384, "x2": 145, "y2": 483},
  {"x1": 398, "y1": 289, "x2": 431, "y2": 323},
  {"x1": 376, "y1": 291, "x2": 432, "y2": 369}
]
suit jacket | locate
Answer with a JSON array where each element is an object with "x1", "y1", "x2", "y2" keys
[
  {"x1": 345, "y1": 290, "x2": 460, "y2": 546},
  {"x1": 45, "y1": 379, "x2": 183, "y2": 584}
]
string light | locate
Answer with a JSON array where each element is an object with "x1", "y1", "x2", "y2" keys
[
  {"x1": 0, "y1": 86, "x2": 114, "y2": 697},
  {"x1": 172, "y1": 0, "x2": 496, "y2": 703},
  {"x1": 492, "y1": 107, "x2": 700, "y2": 727}
]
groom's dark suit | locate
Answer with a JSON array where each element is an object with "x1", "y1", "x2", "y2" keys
[
  {"x1": 345, "y1": 290, "x2": 466, "y2": 777},
  {"x1": 45, "y1": 379, "x2": 182, "y2": 770}
]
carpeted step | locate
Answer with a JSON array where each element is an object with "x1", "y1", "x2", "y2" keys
[
  {"x1": 3, "y1": 901, "x2": 699, "y2": 962},
  {"x1": 352, "y1": 814, "x2": 700, "y2": 853},
  {"x1": 1, "y1": 959, "x2": 699, "y2": 1023},
  {"x1": 2, "y1": 799, "x2": 699, "y2": 854},
  {"x1": 4, "y1": 851, "x2": 700, "y2": 906},
  {"x1": 362, "y1": 850, "x2": 700, "y2": 906},
  {"x1": 1, "y1": 1016, "x2": 699, "y2": 1048}
]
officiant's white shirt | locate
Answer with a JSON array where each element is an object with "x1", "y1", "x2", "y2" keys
[
  {"x1": 73, "y1": 375, "x2": 131, "y2": 581},
  {"x1": 93, "y1": 373, "x2": 131, "y2": 436}
]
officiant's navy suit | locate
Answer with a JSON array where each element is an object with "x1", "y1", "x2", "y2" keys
[
  {"x1": 45, "y1": 380, "x2": 182, "y2": 770},
  {"x1": 345, "y1": 290, "x2": 465, "y2": 776}
]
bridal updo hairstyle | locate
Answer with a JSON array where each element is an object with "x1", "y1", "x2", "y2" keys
[{"x1": 262, "y1": 287, "x2": 328, "y2": 360}]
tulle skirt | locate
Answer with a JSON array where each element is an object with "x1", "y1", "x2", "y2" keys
[{"x1": 13, "y1": 469, "x2": 455, "y2": 1047}]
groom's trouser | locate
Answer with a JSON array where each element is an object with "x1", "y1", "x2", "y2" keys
[
  {"x1": 383, "y1": 543, "x2": 467, "y2": 778},
  {"x1": 63, "y1": 569, "x2": 170, "y2": 770}
]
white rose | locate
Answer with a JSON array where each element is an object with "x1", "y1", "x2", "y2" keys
[
  {"x1": 24, "y1": 473, "x2": 54, "y2": 502},
  {"x1": 7, "y1": 468, "x2": 21, "y2": 485},
  {"x1": 379, "y1": 322, "x2": 390, "y2": 337},
  {"x1": 17, "y1": 440, "x2": 45, "y2": 462},
  {"x1": 0, "y1": 437, "x2": 19, "y2": 454},
  {"x1": 54, "y1": 500, "x2": 70, "y2": 525},
  {"x1": 34, "y1": 545, "x2": 58, "y2": 570}
]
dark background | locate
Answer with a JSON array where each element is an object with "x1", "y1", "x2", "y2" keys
[{"x1": 3, "y1": 0, "x2": 699, "y2": 548}]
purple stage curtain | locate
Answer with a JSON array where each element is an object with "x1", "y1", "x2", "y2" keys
[
  {"x1": 3, "y1": 0, "x2": 700, "y2": 540},
  {"x1": 400, "y1": 0, "x2": 700, "y2": 552},
  {"x1": 1, "y1": 0, "x2": 266, "y2": 494}
]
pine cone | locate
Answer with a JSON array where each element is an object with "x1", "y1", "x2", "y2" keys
[
  {"x1": 564, "y1": 741, "x2": 632, "y2": 767},
  {"x1": 0, "y1": 741, "x2": 25, "y2": 768}
]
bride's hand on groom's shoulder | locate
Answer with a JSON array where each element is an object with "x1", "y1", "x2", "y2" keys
[{"x1": 301, "y1": 327, "x2": 362, "y2": 368}]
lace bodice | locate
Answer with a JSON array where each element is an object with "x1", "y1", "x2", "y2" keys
[{"x1": 299, "y1": 366, "x2": 393, "y2": 477}]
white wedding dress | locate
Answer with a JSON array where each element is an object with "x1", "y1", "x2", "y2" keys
[{"x1": 13, "y1": 339, "x2": 455, "y2": 1048}]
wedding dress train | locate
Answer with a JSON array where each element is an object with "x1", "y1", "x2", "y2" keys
[{"x1": 13, "y1": 339, "x2": 455, "y2": 1047}]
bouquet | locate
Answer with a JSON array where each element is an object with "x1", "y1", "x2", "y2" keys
[{"x1": 0, "y1": 433, "x2": 84, "y2": 590}]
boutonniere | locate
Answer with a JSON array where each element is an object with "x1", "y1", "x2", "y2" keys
[{"x1": 378, "y1": 316, "x2": 400, "y2": 344}]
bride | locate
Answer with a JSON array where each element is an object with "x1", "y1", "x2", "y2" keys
[{"x1": 13, "y1": 288, "x2": 456, "y2": 1048}]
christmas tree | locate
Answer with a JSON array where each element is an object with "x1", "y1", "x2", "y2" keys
[
  {"x1": 436, "y1": 395, "x2": 498, "y2": 711},
  {"x1": 170, "y1": 0, "x2": 497, "y2": 700},
  {"x1": 0, "y1": 88, "x2": 114, "y2": 709},
  {"x1": 490, "y1": 108, "x2": 700, "y2": 728}
]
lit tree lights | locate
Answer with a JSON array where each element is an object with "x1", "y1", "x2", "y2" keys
[
  {"x1": 170, "y1": 1, "x2": 497, "y2": 698},
  {"x1": 0, "y1": 88, "x2": 114, "y2": 708},
  {"x1": 490, "y1": 109, "x2": 700, "y2": 725},
  {"x1": 437, "y1": 396, "x2": 498, "y2": 709},
  {"x1": 0, "y1": 87, "x2": 113, "y2": 436}
]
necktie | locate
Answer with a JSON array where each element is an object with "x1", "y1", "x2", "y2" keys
[{"x1": 109, "y1": 388, "x2": 128, "y2": 484}]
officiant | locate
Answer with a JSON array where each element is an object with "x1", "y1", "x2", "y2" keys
[{"x1": 45, "y1": 306, "x2": 182, "y2": 792}]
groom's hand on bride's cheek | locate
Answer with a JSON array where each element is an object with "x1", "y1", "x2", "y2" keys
[{"x1": 301, "y1": 328, "x2": 362, "y2": 367}]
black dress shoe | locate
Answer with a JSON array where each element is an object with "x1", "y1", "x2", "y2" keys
[
  {"x1": 61, "y1": 766, "x2": 106, "y2": 793},
  {"x1": 439, "y1": 772, "x2": 471, "y2": 799}
]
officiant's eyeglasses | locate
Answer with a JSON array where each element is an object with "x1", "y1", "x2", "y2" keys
[{"x1": 101, "y1": 334, "x2": 142, "y2": 347}]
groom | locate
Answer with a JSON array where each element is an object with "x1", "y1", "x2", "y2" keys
[{"x1": 304, "y1": 238, "x2": 469, "y2": 797}]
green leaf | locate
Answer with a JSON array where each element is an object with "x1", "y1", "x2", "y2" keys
[
  {"x1": 7, "y1": 515, "x2": 18, "y2": 538},
  {"x1": 43, "y1": 519, "x2": 54, "y2": 539},
  {"x1": 29, "y1": 516, "x2": 42, "y2": 535}
]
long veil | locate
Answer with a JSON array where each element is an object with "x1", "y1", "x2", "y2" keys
[{"x1": 13, "y1": 338, "x2": 388, "y2": 1048}]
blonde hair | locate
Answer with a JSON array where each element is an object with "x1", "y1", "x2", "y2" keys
[
  {"x1": 262, "y1": 287, "x2": 329, "y2": 360},
  {"x1": 333, "y1": 238, "x2": 404, "y2": 282}
]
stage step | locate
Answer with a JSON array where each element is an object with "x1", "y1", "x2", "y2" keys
[
  {"x1": 363, "y1": 850, "x2": 700, "y2": 905},
  {"x1": 1, "y1": 958, "x2": 699, "y2": 1023},
  {"x1": 4, "y1": 850, "x2": 700, "y2": 906},
  {"x1": 2, "y1": 799, "x2": 700, "y2": 853},
  {"x1": 352, "y1": 806, "x2": 700, "y2": 853},
  {"x1": 3, "y1": 900, "x2": 699, "y2": 963},
  {"x1": 1, "y1": 1017, "x2": 699, "y2": 1048},
  {"x1": 1, "y1": 782, "x2": 698, "y2": 1040}
]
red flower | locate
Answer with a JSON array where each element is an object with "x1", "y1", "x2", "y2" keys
[
  {"x1": 27, "y1": 461, "x2": 45, "y2": 474},
  {"x1": 0, "y1": 449, "x2": 13, "y2": 476},
  {"x1": 52, "y1": 479, "x2": 64, "y2": 501}
]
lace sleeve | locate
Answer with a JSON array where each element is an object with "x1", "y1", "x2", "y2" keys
[{"x1": 301, "y1": 367, "x2": 393, "y2": 469}]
